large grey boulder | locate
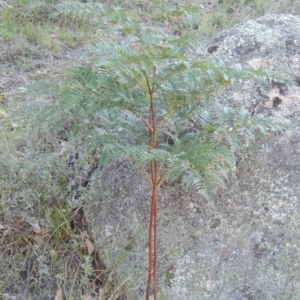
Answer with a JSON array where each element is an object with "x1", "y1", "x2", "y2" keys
[{"x1": 86, "y1": 15, "x2": 300, "y2": 299}]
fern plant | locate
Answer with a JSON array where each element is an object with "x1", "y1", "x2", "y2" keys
[{"x1": 20, "y1": 2, "x2": 294, "y2": 299}]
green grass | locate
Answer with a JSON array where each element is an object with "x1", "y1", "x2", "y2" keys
[
  {"x1": 1, "y1": 0, "x2": 300, "y2": 51},
  {"x1": 0, "y1": 0, "x2": 100, "y2": 51}
]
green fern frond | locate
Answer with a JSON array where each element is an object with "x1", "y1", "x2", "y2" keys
[
  {"x1": 53, "y1": 2, "x2": 129, "y2": 25},
  {"x1": 161, "y1": 136, "x2": 234, "y2": 199},
  {"x1": 252, "y1": 113, "x2": 295, "y2": 133},
  {"x1": 21, "y1": 2, "x2": 296, "y2": 204},
  {"x1": 99, "y1": 143, "x2": 171, "y2": 167}
]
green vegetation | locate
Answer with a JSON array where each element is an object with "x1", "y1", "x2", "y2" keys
[
  {"x1": 0, "y1": 0, "x2": 300, "y2": 299},
  {"x1": 0, "y1": 0, "x2": 101, "y2": 51}
]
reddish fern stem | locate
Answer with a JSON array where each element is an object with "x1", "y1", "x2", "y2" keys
[
  {"x1": 145, "y1": 66, "x2": 158, "y2": 300},
  {"x1": 145, "y1": 186, "x2": 155, "y2": 300},
  {"x1": 153, "y1": 176, "x2": 158, "y2": 300}
]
